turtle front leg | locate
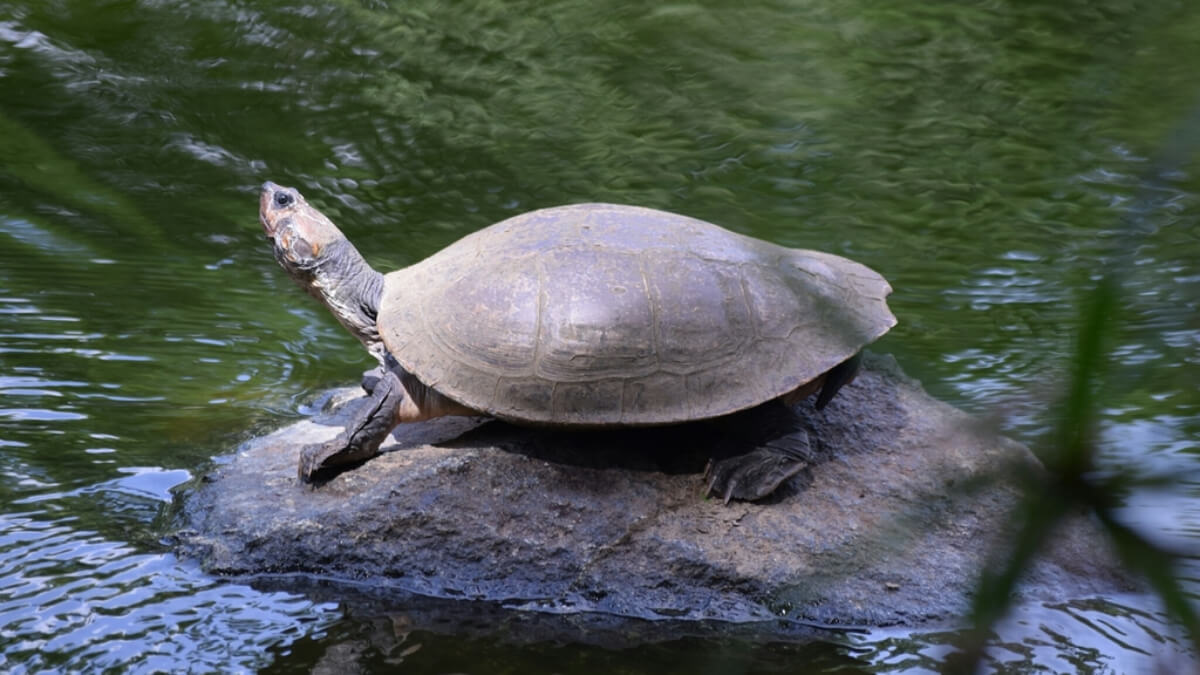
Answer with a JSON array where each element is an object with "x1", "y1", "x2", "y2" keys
[
  {"x1": 360, "y1": 365, "x2": 384, "y2": 395},
  {"x1": 299, "y1": 369, "x2": 404, "y2": 483}
]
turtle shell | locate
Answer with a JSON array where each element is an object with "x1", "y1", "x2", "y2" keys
[{"x1": 378, "y1": 203, "x2": 895, "y2": 426}]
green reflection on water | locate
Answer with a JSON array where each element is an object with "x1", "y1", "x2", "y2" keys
[{"x1": 0, "y1": 0, "x2": 1198, "y2": 672}]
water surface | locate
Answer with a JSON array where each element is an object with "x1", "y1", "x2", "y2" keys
[{"x1": 1, "y1": 0, "x2": 1198, "y2": 671}]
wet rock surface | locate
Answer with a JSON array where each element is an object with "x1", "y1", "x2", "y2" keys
[{"x1": 177, "y1": 355, "x2": 1134, "y2": 627}]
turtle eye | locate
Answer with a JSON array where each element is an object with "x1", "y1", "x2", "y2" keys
[{"x1": 274, "y1": 191, "x2": 294, "y2": 208}]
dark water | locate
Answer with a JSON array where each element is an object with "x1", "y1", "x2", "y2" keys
[{"x1": 1, "y1": 0, "x2": 1198, "y2": 671}]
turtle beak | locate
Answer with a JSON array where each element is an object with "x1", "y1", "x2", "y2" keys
[{"x1": 259, "y1": 181, "x2": 284, "y2": 237}]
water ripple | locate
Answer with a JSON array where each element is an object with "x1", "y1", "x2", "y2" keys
[
  {"x1": 0, "y1": 0, "x2": 1197, "y2": 671},
  {"x1": 861, "y1": 596, "x2": 1188, "y2": 673},
  {"x1": 0, "y1": 511, "x2": 341, "y2": 673}
]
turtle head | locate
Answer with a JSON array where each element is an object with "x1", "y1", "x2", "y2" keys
[
  {"x1": 259, "y1": 181, "x2": 385, "y2": 360},
  {"x1": 259, "y1": 182, "x2": 345, "y2": 274}
]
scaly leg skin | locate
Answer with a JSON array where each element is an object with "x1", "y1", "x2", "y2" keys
[
  {"x1": 704, "y1": 353, "x2": 861, "y2": 503},
  {"x1": 299, "y1": 368, "x2": 404, "y2": 484},
  {"x1": 704, "y1": 429, "x2": 814, "y2": 504}
]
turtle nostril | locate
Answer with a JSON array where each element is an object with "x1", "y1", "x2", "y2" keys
[{"x1": 275, "y1": 191, "x2": 294, "y2": 207}]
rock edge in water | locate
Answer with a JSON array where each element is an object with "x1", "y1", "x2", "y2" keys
[{"x1": 177, "y1": 354, "x2": 1133, "y2": 626}]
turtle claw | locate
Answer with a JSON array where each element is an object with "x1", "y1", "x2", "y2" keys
[
  {"x1": 298, "y1": 437, "x2": 377, "y2": 484},
  {"x1": 703, "y1": 459, "x2": 732, "y2": 504},
  {"x1": 704, "y1": 451, "x2": 805, "y2": 503},
  {"x1": 298, "y1": 439, "x2": 340, "y2": 484},
  {"x1": 703, "y1": 430, "x2": 814, "y2": 503}
]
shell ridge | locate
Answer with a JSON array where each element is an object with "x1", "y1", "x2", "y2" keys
[{"x1": 528, "y1": 252, "x2": 549, "y2": 385}]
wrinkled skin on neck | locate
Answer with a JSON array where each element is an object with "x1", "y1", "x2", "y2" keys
[{"x1": 258, "y1": 182, "x2": 385, "y2": 362}]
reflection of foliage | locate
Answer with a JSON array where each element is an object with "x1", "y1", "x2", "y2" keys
[
  {"x1": 949, "y1": 100, "x2": 1200, "y2": 673},
  {"x1": 326, "y1": 0, "x2": 1200, "y2": 397},
  {"x1": 334, "y1": 0, "x2": 843, "y2": 225},
  {"x1": 326, "y1": 5, "x2": 1200, "y2": 666},
  {"x1": 2, "y1": 0, "x2": 1198, "y2": 665},
  {"x1": 0, "y1": 111, "x2": 164, "y2": 256}
]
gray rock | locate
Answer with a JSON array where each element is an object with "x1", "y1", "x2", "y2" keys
[{"x1": 177, "y1": 354, "x2": 1133, "y2": 627}]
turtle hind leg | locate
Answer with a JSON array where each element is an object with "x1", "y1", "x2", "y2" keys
[
  {"x1": 299, "y1": 369, "x2": 404, "y2": 484},
  {"x1": 703, "y1": 428, "x2": 814, "y2": 504}
]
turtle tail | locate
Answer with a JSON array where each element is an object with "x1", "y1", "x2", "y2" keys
[{"x1": 814, "y1": 352, "x2": 863, "y2": 411}]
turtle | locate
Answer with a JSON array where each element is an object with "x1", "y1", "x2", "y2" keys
[{"x1": 258, "y1": 181, "x2": 896, "y2": 501}]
